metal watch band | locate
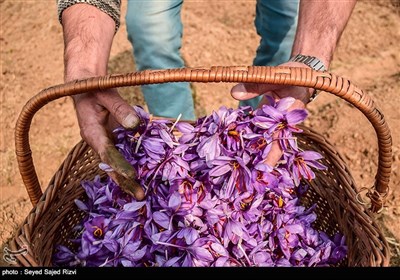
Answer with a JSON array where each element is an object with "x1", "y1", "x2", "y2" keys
[{"x1": 289, "y1": 54, "x2": 326, "y2": 72}]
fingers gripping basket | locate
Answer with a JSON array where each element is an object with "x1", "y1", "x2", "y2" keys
[{"x1": 10, "y1": 66, "x2": 392, "y2": 266}]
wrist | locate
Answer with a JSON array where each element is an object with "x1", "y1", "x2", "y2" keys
[
  {"x1": 64, "y1": 65, "x2": 106, "y2": 82},
  {"x1": 64, "y1": 40, "x2": 109, "y2": 82},
  {"x1": 66, "y1": 67, "x2": 107, "y2": 103},
  {"x1": 291, "y1": 38, "x2": 332, "y2": 70}
]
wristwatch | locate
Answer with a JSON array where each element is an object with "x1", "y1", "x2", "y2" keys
[
  {"x1": 289, "y1": 54, "x2": 327, "y2": 103},
  {"x1": 289, "y1": 54, "x2": 326, "y2": 72}
]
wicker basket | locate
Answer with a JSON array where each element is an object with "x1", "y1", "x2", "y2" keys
[{"x1": 9, "y1": 66, "x2": 392, "y2": 266}]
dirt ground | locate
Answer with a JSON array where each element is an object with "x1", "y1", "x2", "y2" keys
[{"x1": 1, "y1": 0, "x2": 399, "y2": 266}]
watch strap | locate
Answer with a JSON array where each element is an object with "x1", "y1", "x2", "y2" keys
[{"x1": 289, "y1": 54, "x2": 326, "y2": 72}]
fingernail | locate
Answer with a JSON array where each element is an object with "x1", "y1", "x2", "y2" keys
[
  {"x1": 133, "y1": 187, "x2": 145, "y2": 201},
  {"x1": 231, "y1": 84, "x2": 247, "y2": 98},
  {"x1": 122, "y1": 113, "x2": 140, "y2": 129}
]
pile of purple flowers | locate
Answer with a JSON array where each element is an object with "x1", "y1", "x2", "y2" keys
[{"x1": 53, "y1": 97, "x2": 347, "y2": 267}]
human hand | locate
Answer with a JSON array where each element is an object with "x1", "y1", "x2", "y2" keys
[
  {"x1": 72, "y1": 89, "x2": 145, "y2": 200},
  {"x1": 230, "y1": 62, "x2": 314, "y2": 168},
  {"x1": 60, "y1": 3, "x2": 144, "y2": 200}
]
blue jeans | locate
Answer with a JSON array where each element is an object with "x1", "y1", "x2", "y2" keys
[{"x1": 126, "y1": 0, "x2": 299, "y2": 119}]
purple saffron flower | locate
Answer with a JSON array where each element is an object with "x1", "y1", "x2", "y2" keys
[
  {"x1": 53, "y1": 98, "x2": 345, "y2": 268},
  {"x1": 329, "y1": 233, "x2": 347, "y2": 263},
  {"x1": 209, "y1": 155, "x2": 252, "y2": 200},
  {"x1": 252, "y1": 98, "x2": 307, "y2": 151},
  {"x1": 287, "y1": 150, "x2": 327, "y2": 186}
]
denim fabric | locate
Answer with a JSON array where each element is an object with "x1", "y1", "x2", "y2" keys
[
  {"x1": 126, "y1": 0, "x2": 195, "y2": 120},
  {"x1": 126, "y1": 0, "x2": 299, "y2": 118},
  {"x1": 239, "y1": 0, "x2": 299, "y2": 109}
]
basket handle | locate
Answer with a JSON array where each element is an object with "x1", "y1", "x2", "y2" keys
[{"x1": 15, "y1": 66, "x2": 392, "y2": 212}]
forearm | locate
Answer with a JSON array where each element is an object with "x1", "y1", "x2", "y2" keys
[
  {"x1": 61, "y1": 4, "x2": 115, "y2": 82},
  {"x1": 292, "y1": 0, "x2": 357, "y2": 68}
]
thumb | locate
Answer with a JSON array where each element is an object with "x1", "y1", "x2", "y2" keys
[
  {"x1": 101, "y1": 146, "x2": 145, "y2": 201},
  {"x1": 99, "y1": 92, "x2": 141, "y2": 129},
  {"x1": 231, "y1": 83, "x2": 282, "y2": 101}
]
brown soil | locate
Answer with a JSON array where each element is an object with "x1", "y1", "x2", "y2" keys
[{"x1": 1, "y1": 0, "x2": 399, "y2": 266}]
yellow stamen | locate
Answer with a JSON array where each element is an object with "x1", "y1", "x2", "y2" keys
[
  {"x1": 278, "y1": 196, "x2": 284, "y2": 208},
  {"x1": 92, "y1": 226, "x2": 103, "y2": 238},
  {"x1": 228, "y1": 130, "x2": 239, "y2": 136},
  {"x1": 231, "y1": 161, "x2": 240, "y2": 169},
  {"x1": 277, "y1": 122, "x2": 287, "y2": 131}
]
